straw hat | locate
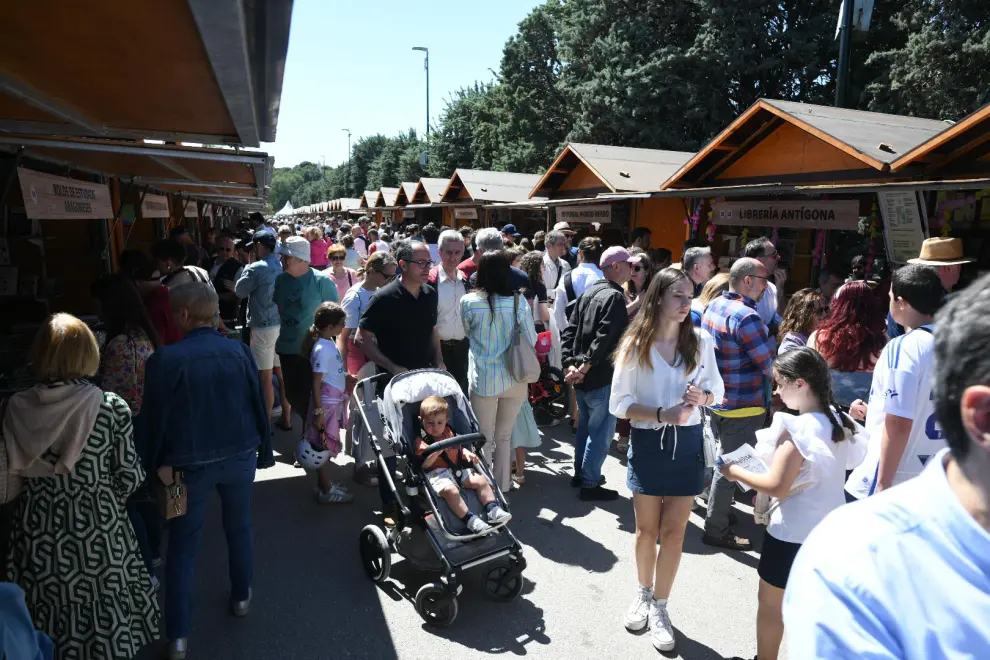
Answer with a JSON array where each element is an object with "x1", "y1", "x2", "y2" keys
[{"x1": 907, "y1": 237, "x2": 975, "y2": 266}]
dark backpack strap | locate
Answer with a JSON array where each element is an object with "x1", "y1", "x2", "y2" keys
[
  {"x1": 553, "y1": 260, "x2": 563, "y2": 291},
  {"x1": 563, "y1": 271, "x2": 576, "y2": 304}
]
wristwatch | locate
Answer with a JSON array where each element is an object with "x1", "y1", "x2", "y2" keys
[{"x1": 703, "y1": 391, "x2": 714, "y2": 405}]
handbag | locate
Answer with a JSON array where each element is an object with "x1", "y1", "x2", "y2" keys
[
  {"x1": 506, "y1": 292, "x2": 541, "y2": 384},
  {"x1": 0, "y1": 398, "x2": 23, "y2": 505},
  {"x1": 700, "y1": 407, "x2": 719, "y2": 468},
  {"x1": 155, "y1": 466, "x2": 187, "y2": 519}
]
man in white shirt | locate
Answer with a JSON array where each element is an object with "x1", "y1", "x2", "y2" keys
[
  {"x1": 541, "y1": 230, "x2": 571, "y2": 306},
  {"x1": 784, "y1": 272, "x2": 990, "y2": 660},
  {"x1": 846, "y1": 264, "x2": 946, "y2": 499},
  {"x1": 429, "y1": 229, "x2": 470, "y2": 394},
  {"x1": 553, "y1": 236, "x2": 605, "y2": 331},
  {"x1": 352, "y1": 222, "x2": 369, "y2": 257},
  {"x1": 741, "y1": 237, "x2": 786, "y2": 333}
]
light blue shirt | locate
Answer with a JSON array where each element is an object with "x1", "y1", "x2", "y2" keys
[
  {"x1": 783, "y1": 448, "x2": 990, "y2": 659},
  {"x1": 461, "y1": 292, "x2": 537, "y2": 397},
  {"x1": 234, "y1": 253, "x2": 282, "y2": 329}
]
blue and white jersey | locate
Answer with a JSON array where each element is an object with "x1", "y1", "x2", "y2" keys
[{"x1": 846, "y1": 324, "x2": 941, "y2": 499}]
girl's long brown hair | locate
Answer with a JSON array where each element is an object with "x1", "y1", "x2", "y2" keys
[
  {"x1": 615, "y1": 268, "x2": 699, "y2": 373},
  {"x1": 301, "y1": 302, "x2": 346, "y2": 358}
]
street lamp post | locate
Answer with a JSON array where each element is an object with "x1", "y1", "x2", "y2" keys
[
  {"x1": 412, "y1": 46, "x2": 430, "y2": 135},
  {"x1": 341, "y1": 128, "x2": 351, "y2": 196}
]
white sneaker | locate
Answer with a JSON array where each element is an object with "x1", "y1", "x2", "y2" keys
[
  {"x1": 317, "y1": 485, "x2": 354, "y2": 504},
  {"x1": 466, "y1": 515, "x2": 492, "y2": 534},
  {"x1": 649, "y1": 600, "x2": 676, "y2": 651},
  {"x1": 487, "y1": 506, "x2": 512, "y2": 525},
  {"x1": 623, "y1": 584, "x2": 652, "y2": 631}
]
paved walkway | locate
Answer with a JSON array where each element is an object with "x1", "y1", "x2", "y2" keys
[{"x1": 139, "y1": 419, "x2": 782, "y2": 660}]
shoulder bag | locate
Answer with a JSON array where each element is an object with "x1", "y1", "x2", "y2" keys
[
  {"x1": 0, "y1": 398, "x2": 23, "y2": 505},
  {"x1": 155, "y1": 466, "x2": 187, "y2": 519},
  {"x1": 506, "y1": 293, "x2": 541, "y2": 384}
]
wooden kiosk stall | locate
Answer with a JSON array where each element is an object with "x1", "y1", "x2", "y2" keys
[
  {"x1": 529, "y1": 143, "x2": 693, "y2": 255},
  {"x1": 607, "y1": 99, "x2": 965, "y2": 295},
  {"x1": 404, "y1": 177, "x2": 451, "y2": 227},
  {"x1": 391, "y1": 182, "x2": 420, "y2": 228},
  {"x1": 377, "y1": 187, "x2": 400, "y2": 225},
  {"x1": 438, "y1": 169, "x2": 545, "y2": 232},
  {"x1": 359, "y1": 190, "x2": 383, "y2": 224}
]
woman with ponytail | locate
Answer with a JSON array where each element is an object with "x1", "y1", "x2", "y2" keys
[
  {"x1": 301, "y1": 302, "x2": 354, "y2": 504},
  {"x1": 718, "y1": 347, "x2": 868, "y2": 660}
]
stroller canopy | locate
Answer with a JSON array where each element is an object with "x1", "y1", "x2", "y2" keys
[{"x1": 381, "y1": 370, "x2": 478, "y2": 451}]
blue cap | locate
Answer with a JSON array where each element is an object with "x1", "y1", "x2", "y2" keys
[{"x1": 501, "y1": 224, "x2": 520, "y2": 237}]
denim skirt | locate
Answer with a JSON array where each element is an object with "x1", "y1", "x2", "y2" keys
[{"x1": 627, "y1": 424, "x2": 704, "y2": 497}]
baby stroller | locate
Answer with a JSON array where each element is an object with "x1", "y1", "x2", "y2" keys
[
  {"x1": 354, "y1": 369, "x2": 527, "y2": 627},
  {"x1": 528, "y1": 331, "x2": 567, "y2": 420}
]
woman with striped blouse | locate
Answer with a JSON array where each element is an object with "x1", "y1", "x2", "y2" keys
[{"x1": 460, "y1": 250, "x2": 538, "y2": 492}]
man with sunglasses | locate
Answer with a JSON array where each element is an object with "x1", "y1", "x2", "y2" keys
[
  {"x1": 358, "y1": 239, "x2": 444, "y2": 525},
  {"x1": 742, "y1": 237, "x2": 787, "y2": 333},
  {"x1": 212, "y1": 234, "x2": 245, "y2": 328}
]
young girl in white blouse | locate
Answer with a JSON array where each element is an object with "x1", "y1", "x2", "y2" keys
[
  {"x1": 718, "y1": 346, "x2": 867, "y2": 660},
  {"x1": 609, "y1": 268, "x2": 724, "y2": 654}
]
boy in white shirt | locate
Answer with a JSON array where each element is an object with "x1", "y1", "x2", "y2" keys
[{"x1": 846, "y1": 264, "x2": 946, "y2": 499}]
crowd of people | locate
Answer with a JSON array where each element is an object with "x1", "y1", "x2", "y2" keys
[{"x1": 0, "y1": 207, "x2": 987, "y2": 660}]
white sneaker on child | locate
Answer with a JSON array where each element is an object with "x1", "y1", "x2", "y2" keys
[
  {"x1": 317, "y1": 485, "x2": 354, "y2": 504},
  {"x1": 623, "y1": 584, "x2": 652, "y2": 631},
  {"x1": 649, "y1": 599, "x2": 676, "y2": 651},
  {"x1": 486, "y1": 506, "x2": 512, "y2": 525},
  {"x1": 465, "y1": 515, "x2": 492, "y2": 534}
]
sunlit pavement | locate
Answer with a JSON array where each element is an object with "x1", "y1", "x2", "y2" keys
[{"x1": 138, "y1": 418, "x2": 780, "y2": 660}]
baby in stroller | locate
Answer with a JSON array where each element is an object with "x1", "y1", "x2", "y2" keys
[{"x1": 414, "y1": 395, "x2": 512, "y2": 534}]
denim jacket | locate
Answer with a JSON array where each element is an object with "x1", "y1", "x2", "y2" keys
[
  {"x1": 234, "y1": 253, "x2": 282, "y2": 329},
  {"x1": 138, "y1": 328, "x2": 274, "y2": 469}
]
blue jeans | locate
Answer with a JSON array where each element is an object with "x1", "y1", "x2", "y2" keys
[
  {"x1": 575, "y1": 385, "x2": 617, "y2": 488},
  {"x1": 165, "y1": 450, "x2": 256, "y2": 639}
]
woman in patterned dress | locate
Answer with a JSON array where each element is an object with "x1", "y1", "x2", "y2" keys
[{"x1": 3, "y1": 313, "x2": 160, "y2": 659}]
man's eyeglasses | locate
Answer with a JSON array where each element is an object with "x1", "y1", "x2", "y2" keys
[
  {"x1": 765, "y1": 250, "x2": 780, "y2": 259},
  {"x1": 405, "y1": 259, "x2": 432, "y2": 268},
  {"x1": 750, "y1": 274, "x2": 771, "y2": 283}
]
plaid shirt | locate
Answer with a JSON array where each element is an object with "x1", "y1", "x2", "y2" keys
[{"x1": 701, "y1": 292, "x2": 775, "y2": 410}]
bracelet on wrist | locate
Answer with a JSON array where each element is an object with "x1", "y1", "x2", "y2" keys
[{"x1": 656, "y1": 406, "x2": 664, "y2": 424}]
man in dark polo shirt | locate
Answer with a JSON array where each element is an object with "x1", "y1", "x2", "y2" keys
[{"x1": 357, "y1": 238, "x2": 444, "y2": 524}]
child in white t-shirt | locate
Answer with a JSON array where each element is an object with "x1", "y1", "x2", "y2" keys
[
  {"x1": 718, "y1": 347, "x2": 867, "y2": 660},
  {"x1": 302, "y1": 302, "x2": 356, "y2": 504}
]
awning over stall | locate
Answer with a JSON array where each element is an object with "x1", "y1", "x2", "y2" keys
[
  {"x1": 890, "y1": 102, "x2": 990, "y2": 178},
  {"x1": 440, "y1": 169, "x2": 545, "y2": 203},
  {"x1": 531, "y1": 143, "x2": 693, "y2": 198}
]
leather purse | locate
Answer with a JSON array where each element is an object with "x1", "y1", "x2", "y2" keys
[
  {"x1": 506, "y1": 292, "x2": 541, "y2": 384},
  {"x1": 155, "y1": 466, "x2": 187, "y2": 519}
]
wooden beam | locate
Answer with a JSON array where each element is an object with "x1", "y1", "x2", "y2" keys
[{"x1": 696, "y1": 117, "x2": 783, "y2": 183}]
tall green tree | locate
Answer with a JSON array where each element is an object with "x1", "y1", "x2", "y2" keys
[{"x1": 427, "y1": 83, "x2": 501, "y2": 177}]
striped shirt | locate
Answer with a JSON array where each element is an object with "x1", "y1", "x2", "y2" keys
[
  {"x1": 701, "y1": 291, "x2": 775, "y2": 412},
  {"x1": 460, "y1": 292, "x2": 538, "y2": 397}
]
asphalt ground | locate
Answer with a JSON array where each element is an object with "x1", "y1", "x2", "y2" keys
[{"x1": 137, "y1": 414, "x2": 783, "y2": 660}]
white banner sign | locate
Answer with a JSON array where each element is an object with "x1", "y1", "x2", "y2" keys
[
  {"x1": 877, "y1": 191, "x2": 927, "y2": 264},
  {"x1": 402, "y1": 209, "x2": 416, "y2": 219},
  {"x1": 454, "y1": 207, "x2": 478, "y2": 220},
  {"x1": 184, "y1": 200, "x2": 198, "y2": 219},
  {"x1": 17, "y1": 167, "x2": 113, "y2": 219},
  {"x1": 140, "y1": 194, "x2": 170, "y2": 218},
  {"x1": 712, "y1": 200, "x2": 860, "y2": 230},
  {"x1": 556, "y1": 204, "x2": 612, "y2": 224}
]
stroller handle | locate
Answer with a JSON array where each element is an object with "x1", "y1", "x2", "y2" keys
[{"x1": 420, "y1": 432, "x2": 486, "y2": 458}]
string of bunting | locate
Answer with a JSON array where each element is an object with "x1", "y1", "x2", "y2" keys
[{"x1": 706, "y1": 196, "x2": 722, "y2": 243}]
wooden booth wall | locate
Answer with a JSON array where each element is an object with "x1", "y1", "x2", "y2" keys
[{"x1": 632, "y1": 197, "x2": 690, "y2": 260}]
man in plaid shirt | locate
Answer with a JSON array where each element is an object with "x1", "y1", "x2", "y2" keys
[{"x1": 701, "y1": 258, "x2": 775, "y2": 551}]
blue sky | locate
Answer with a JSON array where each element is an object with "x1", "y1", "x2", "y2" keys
[{"x1": 261, "y1": 0, "x2": 544, "y2": 169}]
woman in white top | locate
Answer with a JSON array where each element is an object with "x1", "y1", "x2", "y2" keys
[
  {"x1": 718, "y1": 347, "x2": 867, "y2": 660},
  {"x1": 460, "y1": 249, "x2": 538, "y2": 492},
  {"x1": 609, "y1": 268, "x2": 724, "y2": 654}
]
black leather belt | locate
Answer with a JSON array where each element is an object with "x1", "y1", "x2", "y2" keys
[{"x1": 440, "y1": 338, "x2": 467, "y2": 345}]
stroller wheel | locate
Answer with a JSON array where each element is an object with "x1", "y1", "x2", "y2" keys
[
  {"x1": 482, "y1": 561, "x2": 525, "y2": 602},
  {"x1": 414, "y1": 583, "x2": 458, "y2": 627},
  {"x1": 358, "y1": 525, "x2": 391, "y2": 584}
]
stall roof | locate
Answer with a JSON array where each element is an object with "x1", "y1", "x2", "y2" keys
[
  {"x1": 890, "y1": 102, "x2": 990, "y2": 175},
  {"x1": 411, "y1": 177, "x2": 450, "y2": 204},
  {"x1": 379, "y1": 187, "x2": 400, "y2": 208},
  {"x1": 339, "y1": 198, "x2": 362, "y2": 211},
  {"x1": 0, "y1": 1, "x2": 292, "y2": 147},
  {"x1": 0, "y1": 134, "x2": 271, "y2": 209},
  {"x1": 395, "y1": 181, "x2": 418, "y2": 206},
  {"x1": 665, "y1": 99, "x2": 952, "y2": 188},
  {"x1": 531, "y1": 143, "x2": 694, "y2": 198},
  {"x1": 441, "y1": 169, "x2": 546, "y2": 203},
  {"x1": 360, "y1": 190, "x2": 381, "y2": 208}
]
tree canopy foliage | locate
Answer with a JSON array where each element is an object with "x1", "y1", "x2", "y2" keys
[{"x1": 269, "y1": 0, "x2": 990, "y2": 212}]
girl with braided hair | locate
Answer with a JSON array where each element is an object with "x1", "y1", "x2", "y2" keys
[{"x1": 718, "y1": 347, "x2": 868, "y2": 660}]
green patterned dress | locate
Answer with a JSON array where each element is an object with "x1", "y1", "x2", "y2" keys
[{"x1": 6, "y1": 387, "x2": 160, "y2": 659}]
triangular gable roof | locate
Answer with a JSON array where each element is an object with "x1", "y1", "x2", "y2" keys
[
  {"x1": 276, "y1": 200, "x2": 293, "y2": 216},
  {"x1": 340, "y1": 198, "x2": 361, "y2": 211},
  {"x1": 395, "y1": 181, "x2": 418, "y2": 206},
  {"x1": 441, "y1": 169, "x2": 545, "y2": 203},
  {"x1": 890, "y1": 102, "x2": 990, "y2": 173},
  {"x1": 665, "y1": 98, "x2": 950, "y2": 188},
  {"x1": 531, "y1": 143, "x2": 694, "y2": 197},
  {"x1": 379, "y1": 187, "x2": 400, "y2": 207},
  {"x1": 411, "y1": 177, "x2": 450, "y2": 204},
  {"x1": 360, "y1": 190, "x2": 380, "y2": 208}
]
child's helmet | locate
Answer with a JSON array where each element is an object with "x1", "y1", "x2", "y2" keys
[{"x1": 296, "y1": 438, "x2": 331, "y2": 470}]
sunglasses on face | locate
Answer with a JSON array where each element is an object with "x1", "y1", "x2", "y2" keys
[
  {"x1": 330, "y1": 255, "x2": 345, "y2": 261},
  {"x1": 632, "y1": 265, "x2": 646, "y2": 273},
  {"x1": 220, "y1": 247, "x2": 234, "y2": 253}
]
